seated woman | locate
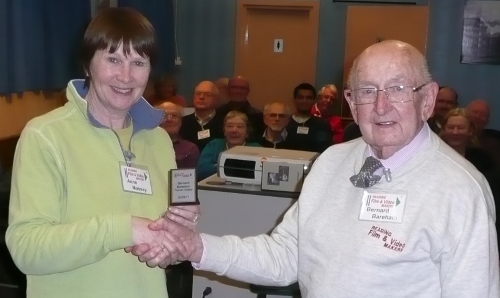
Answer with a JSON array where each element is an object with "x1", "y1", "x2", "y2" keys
[
  {"x1": 197, "y1": 111, "x2": 260, "y2": 180},
  {"x1": 147, "y1": 74, "x2": 186, "y2": 107},
  {"x1": 440, "y1": 108, "x2": 494, "y2": 173}
]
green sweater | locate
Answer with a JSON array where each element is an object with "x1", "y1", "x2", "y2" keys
[{"x1": 6, "y1": 80, "x2": 176, "y2": 298}]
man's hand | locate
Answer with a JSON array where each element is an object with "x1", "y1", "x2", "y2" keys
[
  {"x1": 128, "y1": 216, "x2": 187, "y2": 268},
  {"x1": 130, "y1": 217, "x2": 204, "y2": 268},
  {"x1": 164, "y1": 204, "x2": 201, "y2": 231},
  {"x1": 150, "y1": 217, "x2": 204, "y2": 262}
]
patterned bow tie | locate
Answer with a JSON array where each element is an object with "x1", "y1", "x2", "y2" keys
[{"x1": 350, "y1": 156, "x2": 384, "y2": 188}]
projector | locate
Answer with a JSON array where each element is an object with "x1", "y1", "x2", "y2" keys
[{"x1": 217, "y1": 146, "x2": 319, "y2": 191}]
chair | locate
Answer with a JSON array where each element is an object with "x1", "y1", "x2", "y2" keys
[{"x1": 249, "y1": 282, "x2": 300, "y2": 298}]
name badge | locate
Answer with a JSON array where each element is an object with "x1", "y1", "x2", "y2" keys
[
  {"x1": 359, "y1": 190, "x2": 407, "y2": 223},
  {"x1": 198, "y1": 129, "x2": 211, "y2": 140},
  {"x1": 297, "y1": 126, "x2": 309, "y2": 134},
  {"x1": 120, "y1": 162, "x2": 153, "y2": 195}
]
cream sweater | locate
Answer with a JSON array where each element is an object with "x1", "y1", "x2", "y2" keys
[{"x1": 197, "y1": 132, "x2": 499, "y2": 297}]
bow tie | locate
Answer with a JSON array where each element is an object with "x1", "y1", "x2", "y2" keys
[{"x1": 350, "y1": 156, "x2": 384, "y2": 188}]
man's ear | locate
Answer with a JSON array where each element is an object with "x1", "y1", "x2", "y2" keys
[
  {"x1": 344, "y1": 89, "x2": 359, "y2": 124},
  {"x1": 421, "y1": 82, "x2": 438, "y2": 121}
]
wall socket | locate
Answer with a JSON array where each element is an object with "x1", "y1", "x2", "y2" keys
[{"x1": 174, "y1": 57, "x2": 182, "y2": 66}]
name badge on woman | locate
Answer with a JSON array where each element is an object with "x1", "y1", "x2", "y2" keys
[
  {"x1": 359, "y1": 189, "x2": 407, "y2": 223},
  {"x1": 119, "y1": 162, "x2": 153, "y2": 195}
]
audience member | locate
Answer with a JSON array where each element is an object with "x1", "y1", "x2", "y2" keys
[
  {"x1": 157, "y1": 102, "x2": 199, "y2": 169},
  {"x1": 179, "y1": 81, "x2": 224, "y2": 152},
  {"x1": 260, "y1": 103, "x2": 293, "y2": 149},
  {"x1": 311, "y1": 84, "x2": 344, "y2": 144},
  {"x1": 147, "y1": 74, "x2": 186, "y2": 107},
  {"x1": 131, "y1": 40, "x2": 499, "y2": 298},
  {"x1": 440, "y1": 108, "x2": 492, "y2": 173},
  {"x1": 214, "y1": 77, "x2": 230, "y2": 108},
  {"x1": 286, "y1": 83, "x2": 332, "y2": 152},
  {"x1": 217, "y1": 76, "x2": 265, "y2": 140},
  {"x1": 466, "y1": 99, "x2": 490, "y2": 137},
  {"x1": 427, "y1": 86, "x2": 458, "y2": 133},
  {"x1": 197, "y1": 111, "x2": 260, "y2": 180}
]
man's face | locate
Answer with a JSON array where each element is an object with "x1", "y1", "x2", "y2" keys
[
  {"x1": 317, "y1": 88, "x2": 337, "y2": 113},
  {"x1": 264, "y1": 104, "x2": 289, "y2": 132},
  {"x1": 345, "y1": 49, "x2": 436, "y2": 156},
  {"x1": 159, "y1": 104, "x2": 181, "y2": 136},
  {"x1": 434, "y1": 88, "x2": 457, "y2": 119},
  {"x1": 467, "y1": 101, "x2": 490, "y2": 131},
  {"x1": 294, "y1": 89, "x2": 315, "y2": 114},
  {"x1": 193, "y1": 82, "x2": 216, "y2": 110},
  {"x1": 227, "y1": 78, "x2": 250, "y2": 102}
]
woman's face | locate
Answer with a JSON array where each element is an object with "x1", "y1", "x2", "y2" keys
[
  {"x1": 87, "y1": 43, "x2": 150, "y2": 114},
  {"x1": 224, "y1": 116, "x2": 248, "y2": 147},
  {"x1": 442, "y1": 115, "x2": 472, "y2": 148}
]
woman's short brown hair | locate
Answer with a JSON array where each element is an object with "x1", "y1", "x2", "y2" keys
[{"x1": 80, "y1": 7, "x2": 158, "y2": 87}]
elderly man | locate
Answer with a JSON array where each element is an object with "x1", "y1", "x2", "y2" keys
[
  {"x1": 217, "y1": 76, "x2": 265, "y2": 139},
  {"x1": 157, "y1": 102, "x2": 199, "y2": 168},
  {"x1": 133, "y1": 41, "x2": 499, "y2": 297},
  {"x1": 466, "y1": 98, "x2": 490, "y2": 135},
  {"x1": 179, "y1": 81, "x2": 224, "y2": 152},
  {"x1": 260, "y1": 103, "x2": 293, "y2": 149},
  {"x1": 311, "y1": 84, "x2": 345, "y2": 144},
  {"x1": 286, "y1": 83, "x2": 332, "y2": 152},
  {"x1": 427, "y1": 86, "x2": 458, "y2": 133}
]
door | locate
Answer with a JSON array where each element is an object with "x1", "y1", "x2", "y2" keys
[
  {"x1": 235, "y1": 0, "x2": 319, "y2": 110},
  {"x1": 341, "y1": 5, "x2": 429, "y2": 118}
]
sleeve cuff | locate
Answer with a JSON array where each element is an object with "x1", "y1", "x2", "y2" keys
[
  {"x1": 109, "y1": 213, "x2": 133, "y2": 251},
  {"x1": 192, "y1": 233, "x2": 231, "y2": 273}
]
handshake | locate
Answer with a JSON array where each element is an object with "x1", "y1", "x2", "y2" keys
[{"x1": 126, "y1": 205, "x2": 204, "y2": 268}]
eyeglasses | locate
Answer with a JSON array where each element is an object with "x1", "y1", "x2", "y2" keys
[
  {"x1": 194, "y1": 91, "x2": 214, "y2": 98},
  {"x1": 349, "y1": 83, "x2": 428, "y2": 105},
  {"x1": 266, "y1": 113, "x2": 288, "y2": 119},
  {"x1": 162, "y1": 113, "x2": 180, "y2": 121}
]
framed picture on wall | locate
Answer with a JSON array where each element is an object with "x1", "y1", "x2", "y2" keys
[{"x1": 461, "y1": 1, "x2": 500, "y2": 64}]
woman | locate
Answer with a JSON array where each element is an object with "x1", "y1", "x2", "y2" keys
[
  {"x1": 440, "y1": 108, "x2": 492, "y2": 173},
  {"x1": 6, "y1": 8, "x2": 198, "y2": 298},
  {"x1": 147, "y1": 74, "x2": 186, "y2": 107},
  {"x1": 197, "y1": 111, "x2": 260, "y2": 180}
]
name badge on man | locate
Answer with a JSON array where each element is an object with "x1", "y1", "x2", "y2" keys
[
  {"x1": 119, "y1": 162, "x2": 153, "y2": 195},
  {"x1": 359, "y1": 190, "x2": 407, "y2": 223},
  {"x1": 198, "y1": 129, "x2": 211, "y2": 140},
  {"x1": 297, "y1": 126, "x2": 309, "y2": 134}
]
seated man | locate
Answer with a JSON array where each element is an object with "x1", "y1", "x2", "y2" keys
[
  {"x1": 311, "y1": 84, "x2": 344, "y2": 144},
  {"x1": 260, "y1": 103, "x2": 293, "y2": 149},
  {"x1": 286, "y1": 83, "x2": 332, "y2": 152},
  {"x1": 157, "y1": 102, "x2": 199, "y2": 168},
  {"x1": 427, "y1": 86, "x2": 458, "y2": 133},
  {"x1": 466, "y1": 99, "x2": 490, "y2": 139},
  {"x1": 179, "y1": 81, "x2": 224, "y2": 152},
  {"x1": 217, "y1": 76, "x2": 265, "y2": 140}
]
